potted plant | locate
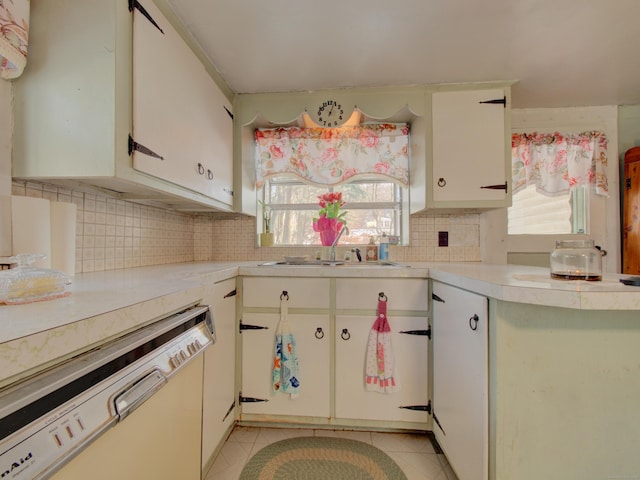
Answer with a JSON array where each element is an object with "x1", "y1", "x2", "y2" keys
[{"x1": 259, "y1": 200, "x2": 274, "y2": 247}]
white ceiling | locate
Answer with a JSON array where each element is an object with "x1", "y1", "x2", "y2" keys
[{"x1": 167, "y1": 0, "x2": 640, "y2": 109}]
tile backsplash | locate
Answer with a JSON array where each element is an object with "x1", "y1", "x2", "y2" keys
[{"x1": 13, "y1": 181, "x2": 480, "y2": 274}]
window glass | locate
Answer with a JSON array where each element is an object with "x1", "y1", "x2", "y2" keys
[
  {"x1": 507, "y1": 185, "x2": 589, "y2": 235},
  {"x1": 262, "y1": 177, "x2": 407, "y2": 246}
]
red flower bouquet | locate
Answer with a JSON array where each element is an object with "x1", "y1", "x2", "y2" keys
[{"x1": 313, "y1": 192, "x2": 347, "y2": 246}]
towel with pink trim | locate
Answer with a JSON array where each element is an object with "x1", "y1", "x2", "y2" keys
[{"x1": 365, "y1": 297, "x2": 399, "y2": 393}]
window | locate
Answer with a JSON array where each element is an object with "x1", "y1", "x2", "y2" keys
[
  {"x1": 508, "y1": 185, "x2": 589, "y2": 235},
  {"x1": 260, "y1": 177, "x2": 408, "y2": 246},
  {"x1": 508, "y1": 130, "x2": 608, "y2": 236},
  {"x1": 254, "y1": 118, "x2": 412, "y2": 247}
]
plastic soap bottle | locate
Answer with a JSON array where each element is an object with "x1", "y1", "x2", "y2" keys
[
  {"x1": 379, "y1": 233, "x2": 389, "y2": 261},
  {"x1": 366, "y1": 237, "x2": 378, "y2": 262}
]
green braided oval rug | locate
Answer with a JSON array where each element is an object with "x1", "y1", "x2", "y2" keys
[{"x1": 239, "y1": 436, "x2": 408, "y2": 480}]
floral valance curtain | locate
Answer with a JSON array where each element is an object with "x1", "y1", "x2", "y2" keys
[
  {"x1": 0, "y1": 0, "x2": 29, "y2": 80},
  {"x1": 255, "y1": 123, "x2": 410, "y2": 188},
  {"x1": 512, "y1": 131, "x2": 609, "y2": 197}
]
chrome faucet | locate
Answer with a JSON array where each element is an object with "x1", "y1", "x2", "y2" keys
[{"x1": 330, "y1": 225, "x2": 349, "y2": 261}]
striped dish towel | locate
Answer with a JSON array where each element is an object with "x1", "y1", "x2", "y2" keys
[{"x1": 365, "y1": 298, "x2": 399, "y2": 393}]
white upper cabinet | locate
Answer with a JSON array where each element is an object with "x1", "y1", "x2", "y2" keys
[
  {"x1": 13, "y1": 0, "x2": 233, "y2": 212},
  {"x1": 411, "y1": 85, "x2": 512, "y2": 212},
  {"x1": 432, "y1": 88, "x2": 508, "y2": 204},
  {"x1": 132, "y1": 1, "x2": 233, "y2": 207}
]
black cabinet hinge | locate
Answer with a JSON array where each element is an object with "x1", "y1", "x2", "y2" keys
[
  {"x1": 432, "y1": 293, "x2": 445, "y2": 303},
  {"x1": 128, "y1": 135, "x2": 164, "y2": 160},
  {"x1": 239, "y1": 320, "x2": 269, "y2": 333},
  {"x1": 626, "y1": 177, "x2": 632, "y2": 190},
  {"x1": 426, "y1": 400, "x2": 446, "y2": 434},
  {"x1": 239, "y1": 392, "x2": 268, "y2": 404},
  {"x1": 222, "y1": 400, "x2": 236, "y2": 422},
  {"x1": 398, "y1": 404, "x2": 430, "y2": 411},
  {"x1": 129, "y1": 0, "x2": 164, "y2": 34},
  {"x1": 433, "y1": 412, "x2": 445, "y2": 435},
  {"x1": 479, "y1": 95, "x2": 506, "y2": 108},
  {"x1": 480, "y1": 181, "x2": 508, "y2": 193},
  {"x1": 224, "y1": 289, "x2": 237, "y2": 298},
  {"x1": 399, "y1": 328, "x2": 431, "y2": 339}
]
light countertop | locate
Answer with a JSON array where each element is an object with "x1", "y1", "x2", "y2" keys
[
  {"x1": 426, "y1": 263, "x2": 640, "y2": 311},
  {"x1": 2, "y1": 260, "x2": 639, "y2": 387}
]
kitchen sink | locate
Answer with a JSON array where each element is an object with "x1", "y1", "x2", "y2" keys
[{"x1": 258, "y1": 260, "x2": 409, "y2": 268}]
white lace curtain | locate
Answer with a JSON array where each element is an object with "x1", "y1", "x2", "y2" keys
[
  {"x1": 255, "y1": 123, "x2": 410, "y2": 188},
  {"x1": 511, "y1": 131, "x2": 609, "y2": 197},
  {"x1": 0, "y1": 0, "x2": 30, "y2": 79}
]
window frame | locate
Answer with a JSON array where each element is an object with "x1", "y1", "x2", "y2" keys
[{"x1": 258, "y1": 176, "x2": 410, "y2": 246}]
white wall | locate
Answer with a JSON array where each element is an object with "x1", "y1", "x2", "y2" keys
[
  {"x1": 1, "y1": 81, "x2": 12, "y2": 256},
  {"x1": 0, "y1": 81, "x2": 11, "y2": 195},
  {"x1": 618, "y1": 105, "x2": 640, "y2": 155}
]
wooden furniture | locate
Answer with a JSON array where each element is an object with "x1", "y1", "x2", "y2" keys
[{"x1": 623, "y1": 147, "x2": 640, "y2": 274}]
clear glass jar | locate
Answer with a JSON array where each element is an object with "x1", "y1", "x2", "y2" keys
[{"x1": 550, "y1": 240, "x2": 602, "y2": 281}]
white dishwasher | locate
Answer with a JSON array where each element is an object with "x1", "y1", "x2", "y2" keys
[{"x1": 0, "y1": 304, "x2": 214, "y2": 480}]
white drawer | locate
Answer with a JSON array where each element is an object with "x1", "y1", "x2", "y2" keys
[
  {"x1": 335, "y1": 278, "x2": 429, "y2": 311},
  {"x1": 242, "y1": 277, "x2": 331, "y2": 308}
]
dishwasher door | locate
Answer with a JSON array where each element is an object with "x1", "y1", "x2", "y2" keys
[
  {"x1": 50, "y1": 355, "x2": 204, "y2": 480},
  {"x1": 0, "y1": 305, "x2": 213, "y2": 480}
]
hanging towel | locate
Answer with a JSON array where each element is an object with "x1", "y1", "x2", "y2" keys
[
  {"x1": 272, "y1": 294, "x2": 300, "y2": 398},
  {"x1": 365, "y1": 297, "x2": 400, "y2": 393}
]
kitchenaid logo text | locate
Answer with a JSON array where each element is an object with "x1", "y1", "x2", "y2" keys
[{"x1": 1, "y1": 452, "x2": 33, "y2": 477}]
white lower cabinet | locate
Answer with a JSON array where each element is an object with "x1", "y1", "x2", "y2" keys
[
  {"x1": 240, "y1": 312, "x2": 330, "y2": 418},
  {"x1": 335, "y1": 315, "x2": 429, "y2": 424},
  {"x1": 201, "y1": 278, "x2": 237, "y2": 471},
  {"x1": 432, "y1": 281, "x2": 488, "y2": 480},
  {"x1": 239, "y1": 276, "x2": 429, "y2": 428}
]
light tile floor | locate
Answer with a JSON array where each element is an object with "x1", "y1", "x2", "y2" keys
[{"x1": 205, "y1": 426, "x2": 459, "y2": 480}]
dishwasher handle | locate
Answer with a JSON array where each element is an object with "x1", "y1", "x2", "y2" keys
[{"x1": 113, "y1": 369, "x2": 167, "y2": 421}]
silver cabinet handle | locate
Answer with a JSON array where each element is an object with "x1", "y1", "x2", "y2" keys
[{"x1": 113, "y1": 369, "x2": 166, "y2": 421}]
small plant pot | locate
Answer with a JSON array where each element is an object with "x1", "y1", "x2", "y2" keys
[{"x1": 260, "y1": 232, "x2": 274, "y2": 247}]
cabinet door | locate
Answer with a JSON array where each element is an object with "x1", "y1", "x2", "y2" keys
[
  {"x1": 51, "y1": 357, "x2": 203, "y2": 480},
  {"x1": 335, "y1": 315, "x2": 429, "y2": 424},
  {"x1": 431, "y1": 88, "x2": 509, "y2": 205},
  {"x1": 201, "y1": 278, "x2": 237, "y2": 470},
  {"x1": 432, "y1": 281, "x2": 488, "y2": 480},
  {"x1": 240, "y1": 313, "x2": 330, "y2": 418},
  {"x1": 132, "y1": 1, "x2": 233, "y2": 206}
]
